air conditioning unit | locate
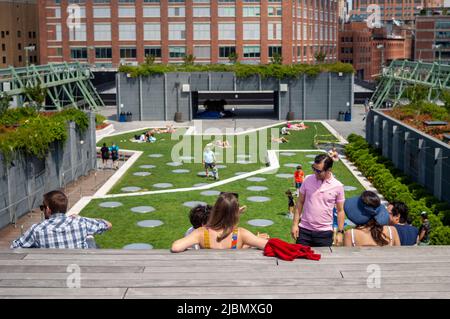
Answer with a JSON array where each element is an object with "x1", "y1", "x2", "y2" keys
[
  {"x1": 182, "y1": 84, "x2": 190, "y2": 92},
  {"x1": 279, "y1": 83, "x2": 288, "y2": 92}
]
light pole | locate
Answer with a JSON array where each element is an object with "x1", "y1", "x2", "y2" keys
[
  {"x1": 376, "y1": 44, "x2": 385, "y2": 75},
  {"x1": 24, "y1": 46, "x2": 35, "y2": 67},
  {"x1": 432, "y1": 44, "x2": 442, "y2": 64}
]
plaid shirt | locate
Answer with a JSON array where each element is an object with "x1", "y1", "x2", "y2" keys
[{"x1": 11, "y1": 213, "x2": 109, "y2": 249}]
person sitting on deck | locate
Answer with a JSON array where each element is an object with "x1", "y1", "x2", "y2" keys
[
  {"x1": 10, "y1": 191, "x2": 112, "y2": 249},
  {"x1": 185, "y1": 204, "x2": 212, "y2": 250},
  {"x1": 388, "y1": 201, "x2": 418, "y2": 246},
  {"x1": 344, "y1": 191, "x2": 401, "y2": 247},
  {"x1": 171, "y1": 192, "x2": 269, "y2": 252}
]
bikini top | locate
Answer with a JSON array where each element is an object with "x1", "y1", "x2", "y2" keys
[{"x1": 203, "y1": 227, "x2": 238, "y2": 249}]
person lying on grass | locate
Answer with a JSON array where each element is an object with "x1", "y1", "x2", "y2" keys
[{"x1": 171, "y1": 192, "x2": 269, "y2": 252}]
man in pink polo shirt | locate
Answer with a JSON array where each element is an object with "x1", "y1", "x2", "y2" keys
[{"x1": 291, "y1": 154, "x2": 346, "y2": 247}]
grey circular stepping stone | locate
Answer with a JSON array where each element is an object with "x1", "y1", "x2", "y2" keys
[
  {"x1": 284, "y1": 163, "x2": 300, "y2": 168},
  {"x1": 140, "y1": 165, "x2": 156, "y2": 169},
  {"x1": 172, "y1": 169, "x2": 190, "y2": 174},
  {"x1": 246, "y1": 177, "x2": 266, "y2": 182},
  {"x1": 215, "y1": 165, "x2": 227, "y2": 169},
  {"x1": 193, "y1": 183, "x2": 208, "y2": 187},
  {"x1": 123, "y1": 243, "x2": 153, "y2": 250},
  {"x1": 344, "y1": 186, "x2": 358, "y2": 191},
  {"x1": 247, "y1": 196, "x2": 271, "y2": 203},
  {"x1": 137, "y1": 220, "x2": 164, "y2": 228},
  {"x1": 276, "y1": 173, "x2": 292, "y2": 178},
  {"x1": 99, "y1": 201, "x2": 123, "y2": 208},
  {"x1": 247, "y1": 186, "x2": 268, "y2": 192},
  {"x1": 280, "y1": 152, "x2": 296, "y2": 156},
  {"x1": 247, "y1": 219, "x2": 274, "y2": 227},
  {"x1": 133, "y1": 172, "x2": 151, "y2": 176},
  {"x1": 153, "y1": 183, "x2": 173, "y2": 189},
  {"x1": 167, "y1": 162, "x2": 183, "y2": 167},
  {"x1": 197, "y1": 171, "x2": 207, "y2": 177},
  {"x1": 148, "y1": 154, "x2": 163, "y2": 158},
  {"x1": 131, "y1": 206, "x2": 156, "y2": 214},
  {"x1": 180, "y1": 156, "x2": 194, "y2": 161},
  {"x1": 237, "y1": 160, "x2": 251, "y2": 164},
  {"x1": 200, "y1": 190, "x2": 221, "y2": 196},
  {"x1": 121, "y1": 186, "x2": 142, "y2": 192},
  {"x1": 183, "y1": 201, "x2": 208, "y2": 208},
  {"x1": 309, "y1": 161, "x2": 315, "y2": 164},
  {"x1": 235, "y1": 172, "x2": 247, "y2": 176},
  {"x1": 306, "y1": 154, "x2": 317, "y2": 158}
]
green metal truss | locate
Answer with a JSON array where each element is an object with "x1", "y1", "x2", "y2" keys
[
  {"x1": 370, "y1": 60, "x2": 450, "y2": 109},
  {"x1": 0, "y1": 62, "x2": 104, "y2": 110}
]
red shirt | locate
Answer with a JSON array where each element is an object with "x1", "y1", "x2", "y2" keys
[{"x1": 294, "y1": 170, "x2": 304, "y2": 183}]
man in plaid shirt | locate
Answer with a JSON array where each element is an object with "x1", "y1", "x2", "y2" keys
[{"x1": 11, "y1": 190, "x2": 112, "y2": 249}]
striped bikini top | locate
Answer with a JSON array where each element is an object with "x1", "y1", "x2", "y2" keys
[{"x1": 203, "y1": 227, "x2": 239, "y2": 249}]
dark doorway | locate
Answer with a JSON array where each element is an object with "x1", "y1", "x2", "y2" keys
[{"x1": 192, "y1": 91, "x2": 277, "y2": 119}]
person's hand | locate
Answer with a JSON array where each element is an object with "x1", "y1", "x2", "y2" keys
[
  {"x1": 256, "y1": 232, "x2": 270, "y2": 239},
  {"x1": 239, "y1": 206, "x2": 247, "y2": 214},
  {"x1": 335, "y1": 232, "x2": 344, "y2": 246},
  {"x1": 291, "y1": 225, "x2": 299, "y2": 241}
]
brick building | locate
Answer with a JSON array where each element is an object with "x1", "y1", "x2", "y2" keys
[
  {"x1": 0, "y1": 0, "x2": 39, "y2": 68},
  {"x1": 38, "y1": 0, "x2": 339, "y2": 68},
  {"x1": 415, "y1": 13, "x2": 450, "y2": 64},
  {"x1": 352, "y1": 0, "x2": 444, "y2": 23},
  {"x1": 338, "y1": 21, "x2": 412, "y2": 81}
]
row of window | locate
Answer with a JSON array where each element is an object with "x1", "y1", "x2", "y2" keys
[
  {"x1": 50, "y1": 22, "x2": 336, "y2": 41},
  {"x1": 65, "y1": 45, "x2": 336, "y2": 60},
  {"x1": 59, "y1": 0, "x2": 285, "y2": 4},
  {"x1": 1, "y1": 55, "x2": 37, "y2": 65},
  {"x1": 1, "y1": 31, "x2": 36, "y2": 39}
]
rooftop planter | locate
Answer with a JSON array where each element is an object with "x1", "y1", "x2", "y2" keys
[{"x1": 118, "y1": 62, "x2": 355, "y2": 79}]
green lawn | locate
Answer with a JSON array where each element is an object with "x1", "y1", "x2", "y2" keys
[{"x1": 82, "y1": 123, "x2": 364, "y2": 249}]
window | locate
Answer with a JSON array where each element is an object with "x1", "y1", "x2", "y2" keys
[
  {"x1": 268, "y1": 46, "x2": 282, "y2": 57},
  {"x1": 169, "y1": 23, "x2": 185, "y2": 40},
  {"x1": 143, "y1": 6, "x2": 160, "y2": 17},
  {"x1": 144, "y1": 46, "x2": 162, "y2": 58},
  {"x1": 54, "y1": 7, "x2": 61, "y2": 18},
  {"x1": 120, "y1": 47, "x2": 136, "y2": 58},
  {"x1": 218, "y1": 6, "x2": 235, "y2": 17},
  {"x1": 94, "y1": 23, "x2": 111, "y2": 41},
  {"x1": 268, "y1": 6, "x2": 282, "y2": 16},
  {"x1": 93, "y1": 7, "x2": 111, "y2": 18},
  {"x1": 243, "y1": 23, "x2": 260, "y2": 40},
  {"x1": 194, "y1": 46, "x2": 211, "y2": 59},
  {"x1": 243, "y1": 6, "x2": 260, "y2": 17},
  {"x1": 69, "y1": 23, "x2": 86, "y2": 41},
  {"x1": 2, "y1": 57, "x2": 5, "y2": 64},
  {"x1": 169, "y1": 46, "x2": 185, "y2": 58},
  {"x1": 119, "y1": 6, "x2": 135, "y2": 17},
  {"x1": 243, "y1": 46, "x2": 260, "y2": 58},
  {"x1": 55, "y1": 24, "x2": 62, "y2": 41},
  {"x1": 193, "y1": 7, "x2": 210, "y2": 17},
  {"x1": 144, "y1": 23, "x2": 161, "y2": 40},
  {"x1": 95, "y1": 47, "x2": 112, "y2": 58},
  {"x1": 219, "y1": 46, "x2": 235, "y2": 58},
  {"x1": 193, "y1": 23, "x2": 210, "y2": 40},
  {"x1": 71, "y1": 47, "x2": 87, "y2": 59},
  {"x1": 168, "y1": 6, "x2": 185, "y2": 17},
  {"x1": 268, "y1": 22, "x2": 282, "y2": 40},
  {"x1": 17, "y1": 31, "x2": 21, "y2": 38},
  {"x1": 119, "y1": 23, "x2": 136, "y2": 40},
  {"x1": 218, "y1": 23, "x2": 235, "y2": 40}
]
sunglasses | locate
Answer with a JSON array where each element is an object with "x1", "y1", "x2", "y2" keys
[
  {"x1": 39, "y1": 204, "x2": 47, "y2": 212},
  {"x1": 220, "y1": 192, "x2": 239, "y2": 199},
  {"x1": 311, "y1": 165, "x2": 324, "y2": 174}
]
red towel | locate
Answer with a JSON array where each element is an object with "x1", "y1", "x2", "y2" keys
[{"x1": 263, "y1": 238, "x2": 321, "y2": 261}]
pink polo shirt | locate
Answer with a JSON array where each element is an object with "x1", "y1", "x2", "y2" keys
[{"x1": 299, "y1": 174, "x2": 345, "y2": 232}]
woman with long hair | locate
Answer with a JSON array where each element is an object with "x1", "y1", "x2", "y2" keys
[
  {"x1": 343, "y1": 191, "x2": 401, "y2": 247},
  {"x1": 171, "y1": 193, "x2": 269, "y2": 252}
]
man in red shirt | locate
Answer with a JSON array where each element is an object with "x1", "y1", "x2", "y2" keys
[{"x1": 294, "y1": 165, "x2": 304, "y2": 197}]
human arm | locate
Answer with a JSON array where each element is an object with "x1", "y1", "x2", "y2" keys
[
  {"x1": 335, "y1": 201, "x2": 345, "y2": 246},
  {"x1": 10, "y1": 225, "x2": 37, "y2": 249},
  {"x1": 391, "y1": 226, "x2": 401, "y2": 246},
  {"x1": 83, "y1": 217, "x2": 112, "y2": 235},
  {"x1": 343, "y1": 229, "x2": 353, "y2": 247},
  {"x1": 240, "y1": 228, "x2": 269, "y2": 250},
  {"x1": 291, "y1": 192, "x2": 305, "y2": 240},
  {"x1": 171, "y1": 228, "x2": 201, "y2": 253}
]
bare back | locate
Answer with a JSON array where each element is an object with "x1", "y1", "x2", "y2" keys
[
  {"x1": 198, "y1": 227, "x2": 243, "y2": 249},
  {"x1": 345, "y1": 226, "x2": 400, "y2": 247}
]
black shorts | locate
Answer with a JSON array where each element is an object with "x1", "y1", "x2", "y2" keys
[
  {"x1": 296, "y1": 227, "x2": 333, "y2": 247},
  {"x1": 205, "y1": 162, "x2": 214, "y2": 169}
]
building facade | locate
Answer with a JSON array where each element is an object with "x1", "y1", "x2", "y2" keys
[
  {"x1": 38, "y1": 0, "x2": 339, "y2": 68},
  {"x1": 352, "y1": 0, "x2": 444, "y2": 23},
  {"x1": 0, "y1": 0, "x2": 39, "y2": 68},
  {"x1": 415, "y1": 14, "x2": 450, "y2": 64},
  {"x1": 339, "y1": 21, "x2": 412, "y2": 81}
]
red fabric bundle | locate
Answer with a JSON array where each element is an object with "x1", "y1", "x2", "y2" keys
[{"x1": 263, "y1": 238, "x2": 321, "y2": 261}]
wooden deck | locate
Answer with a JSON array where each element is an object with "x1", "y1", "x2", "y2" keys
[{"x1": 1, "y1": 247, "x2": 450, "y2": 299}]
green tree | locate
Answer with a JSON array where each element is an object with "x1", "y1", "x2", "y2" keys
[
  {"x1": 183, "y1": 54, "x2": 196, "y2": 66},
  {"x1": 23, "y1": 83, "x2": 47, "y2": 110},
  {"x1": 314, "y1": 51, "x2": 326, "y2": 63},
  {"x1": 270, "y1": 52, "x2": 283, "y2": 65},
  {"x1": 144, "y1": 54, "x2": 155, "y2": 66},
  {"x1": 228, "y1": 52, "x2": 239, "y2": 64}
]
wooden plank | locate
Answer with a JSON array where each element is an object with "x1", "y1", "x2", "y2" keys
[
  {"x1": 278, "y1": 262, "x2": 450, "y2": 271},
  {"x1": 0, "y1": 265, "x2": 145, "y2": 274},
  {"x1": 0, "y1": 288, "x2": 127, "y2": 297},
  {"x1": 0, "y1": 254, "x2": 25, "y2": 260},
  {"x1": 341, "y1": 270, "x2": 450, "y2": 278}
]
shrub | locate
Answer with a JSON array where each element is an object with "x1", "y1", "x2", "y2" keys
[
  {"x1": 95, "y1": 114, "x2": 106, "y2": 126},
  {"x1": 429, "y1": 226, "x2": 450, "y2": 245},
  {"x1": 420, "y1": 102, "x2": 449, "y2": 121},
  {"x1": 439, "y1": 210, "x2": 450, "y2": 226}
]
